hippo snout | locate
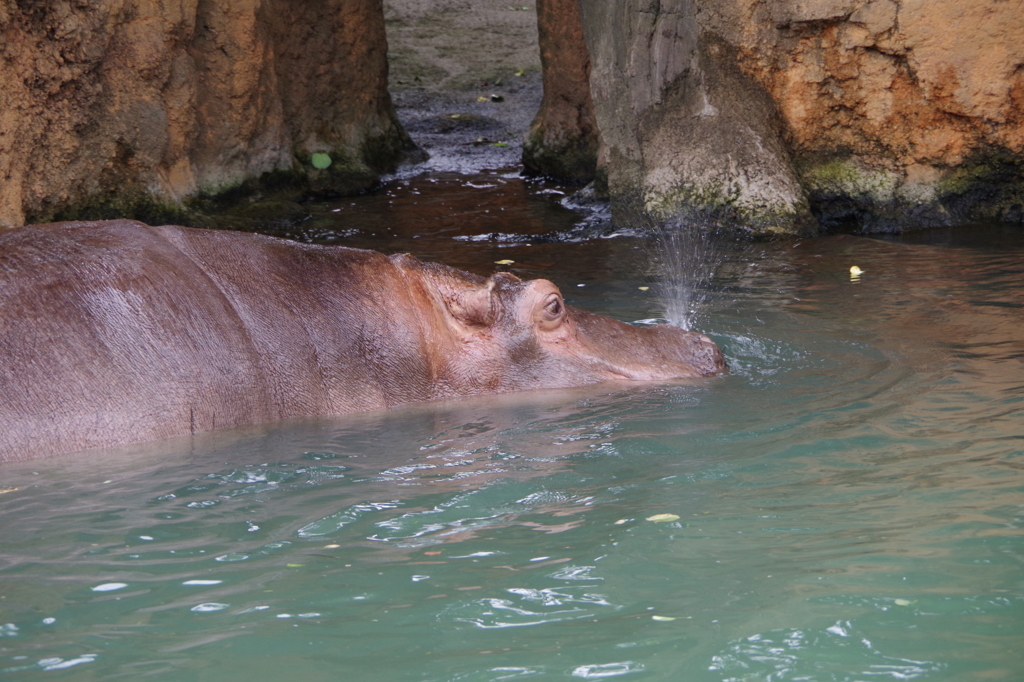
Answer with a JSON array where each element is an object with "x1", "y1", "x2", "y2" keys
[
  {"x1": 565, "y1": 309, "x2": 726, "y2": 381},
  {"x1": 656, "y1": 325, "x2": 727, "y2": 377},
  {"x1": 685, "y1": 331, "x2": 728, "y2": 376}
]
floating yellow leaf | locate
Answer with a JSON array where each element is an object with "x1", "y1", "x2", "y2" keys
[
  {"x1": 324, "y1": 544, "x2": 340, "y2": 549},
  {"x1": 287, "y1": 563, "x2": 305, "y2": 568},
  {"x1": 515, "y1": 68, "x2": 525, "y2": 77},
  {"x1": 651, "y1": 615, "x2": 677, "y2": 621},
  {"x1": 849, "y1": 265, "x2": 864, "y2": 279},
  {"x1": 477, "y1": 96, "x2": 489, "y2": 102},
  {"x1": 495, "y1": 259, "x2": 515, "y2": 265},
  {"x1": 638, "y1": 286, "x2": 649, "y2": 291},
  {"x1": 613, "y1": 519, "x2": 629, "y2": 525},
  {"x1": 894, "y1": 598, "x2": 913, "y2": 606},
  {"x1": 0, "y1": 487, "x2": 18, "y2": 495},
  {"x1": 646, "y1": 513, "x2": 680, "y2": 523}
]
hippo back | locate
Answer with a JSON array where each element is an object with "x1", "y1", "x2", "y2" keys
[{"x1": 0, "y1": 220, "x2": 436, "y2": 461}]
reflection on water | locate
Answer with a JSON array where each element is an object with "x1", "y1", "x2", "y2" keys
[{"x1": 0, "y1": 174, "x2": 1022, "y2": 680}]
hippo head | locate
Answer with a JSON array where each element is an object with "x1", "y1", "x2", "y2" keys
[{"x1": 395, "y1": 256, "x2": 726, "y2": 394}]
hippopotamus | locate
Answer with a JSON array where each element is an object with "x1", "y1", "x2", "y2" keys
[{"x1": 0, "y1": 220, "x2": 725, "y2": 461}]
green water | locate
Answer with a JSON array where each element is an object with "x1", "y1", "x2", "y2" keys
[{"x1": 1, "y1": 173, "x2": 1022, "y2": 680}]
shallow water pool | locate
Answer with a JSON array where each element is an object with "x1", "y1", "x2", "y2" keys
[{"x1": 1, "y1": 174, "x2": 1022, "y2": 681}]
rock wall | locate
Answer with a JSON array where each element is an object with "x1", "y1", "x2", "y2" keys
[
  {"x1": 0, "y1": 0, "x2": 413, "y2": 230},
  {"x1": 543, "y1": 0, "x2": 1024, "y2": 234},
  {"x1": 717, "y1": 0, "x2": 1024, "y2": 231}
]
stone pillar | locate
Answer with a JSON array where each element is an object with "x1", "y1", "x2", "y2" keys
[
  {"x1": 522, "y1": 0, "x2": 600, "y2": 184},
  {"x1": 268, "y1": 0, "x2": 415, "y2": 194},
  {"x1": 578, "y1": 0, "x2": 816, "y2": 236}
]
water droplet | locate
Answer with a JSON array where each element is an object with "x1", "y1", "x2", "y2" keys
[
  {"x1": 572, "y1": 661, "x2": 645, "y2": 678},
  {"x1": 216, "y1": 553, "x2": 249, "y2": 562},
  {"x1": 92, "y1": 583, "x2": 127, "y2": 592}
]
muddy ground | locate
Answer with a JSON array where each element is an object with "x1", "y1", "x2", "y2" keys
[{"x1": 383, "y1": 0, "x2": 544, "y2": 173}]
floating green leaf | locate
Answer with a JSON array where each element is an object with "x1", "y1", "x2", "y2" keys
[{"x1": 311, "y1": 152, "x2": 332, "y2": 170}]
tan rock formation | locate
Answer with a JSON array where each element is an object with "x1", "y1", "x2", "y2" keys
[
  {"x1": 0, "y1": 0, "x2": 413, "y2": 230},
  {"x1": 720, "y1": 0, "x2": 1024, "y2": 230},
  {"x1": 539, "y1": 0, "x2": 1023, "y2": 233}
]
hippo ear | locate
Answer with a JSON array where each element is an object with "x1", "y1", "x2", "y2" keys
[
  {"x1": 446, "y1": 283, "x2": 495, "y2": 327},
  {"x1": 447, "y1": 272, "x2": 522, "y2": 327}
]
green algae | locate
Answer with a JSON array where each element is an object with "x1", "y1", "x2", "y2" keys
[
  {"x1": 936, "y1": 149, "x2": 1024, "y2": 224},
  {"x1": 800, "y1": 158, "x2": 900, "y2": 202},
  {"x1": 641, "y1": 182, "x2": 817, "y2": 239},
  {"x1": 28, "y1": 127, "x2": 422, "y2": 230},
  {"x1": 44, "y1": 189, "x2": 197, "y2": 228},
  {"x1": 797, "y1": 150, "x2": 1024, "y2": 232}
]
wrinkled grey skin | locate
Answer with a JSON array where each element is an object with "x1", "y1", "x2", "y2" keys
[{"x1": 0, "y1": 220, "x2": 725, "y2": 460}]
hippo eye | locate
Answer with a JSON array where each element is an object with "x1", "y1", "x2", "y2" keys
[{"x1": 539, "y1": 294, "x2": 564, "y2": 328}]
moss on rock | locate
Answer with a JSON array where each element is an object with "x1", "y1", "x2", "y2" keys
[
  {"x1": 937, "y1": 150, "x2": 1024, "y2": 224},
  {"x1": 797, "y1": 150, "x2": 1024, "y2": 232},
  {"x1": 641, "y1": 181, "x2": 817, "y2": 239},
  {"x1": 43, "y1": 190, "x2": 198, "y2": 228}
]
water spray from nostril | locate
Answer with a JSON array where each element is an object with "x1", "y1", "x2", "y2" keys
[{"x1": 650, "y1": 216, "x2": 726, "y2": 332}]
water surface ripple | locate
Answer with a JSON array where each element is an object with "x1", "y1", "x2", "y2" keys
[{"x1": 1, "y1": 175, "x2": 1021, "y2": 681}]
